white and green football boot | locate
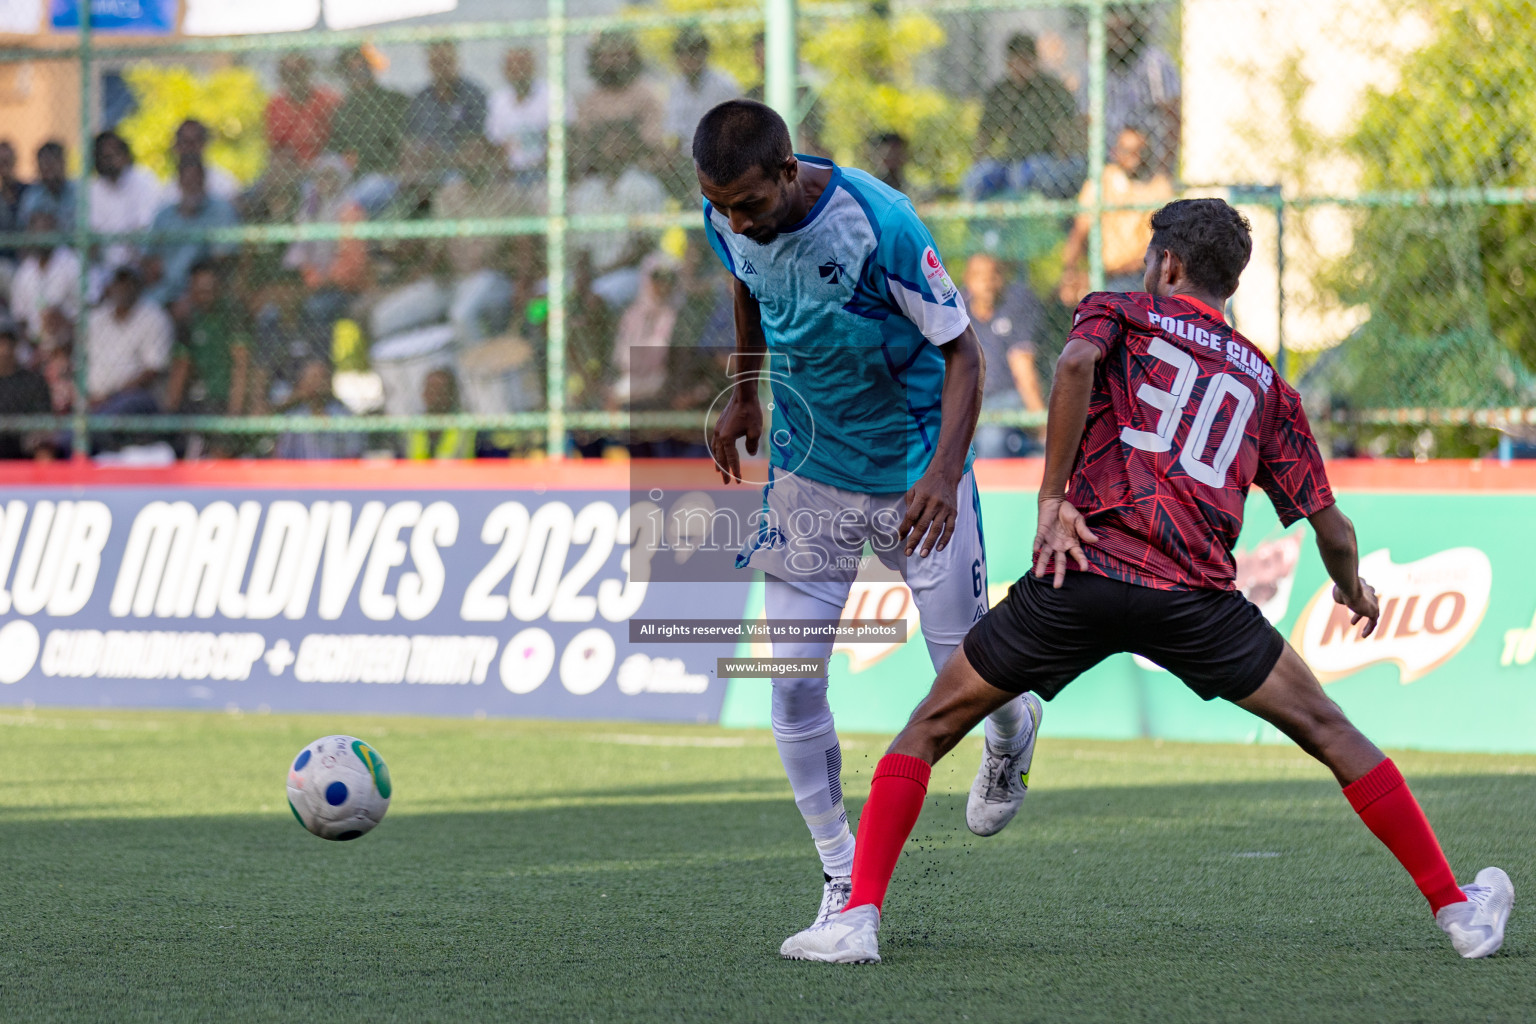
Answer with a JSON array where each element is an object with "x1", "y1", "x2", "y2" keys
[{"x1": 966, "y1": 692, "x2": 1042, "y2": 837}]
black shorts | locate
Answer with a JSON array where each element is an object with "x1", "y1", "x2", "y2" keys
[{"x1": 962, "y1": 570, "x2": 1285, "y2": 703}]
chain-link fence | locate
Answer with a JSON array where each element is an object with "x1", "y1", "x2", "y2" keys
[{"x1": 0, "y1": 0, "x2": 1529, "y2": 462}]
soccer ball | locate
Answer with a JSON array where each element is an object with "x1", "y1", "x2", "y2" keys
[{"x1": 286, "y1": 734, "x2": 392, "y2": 841}]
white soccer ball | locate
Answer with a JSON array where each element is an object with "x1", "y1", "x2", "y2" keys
[{"x1": 286, "y1": 734, "x2": 392, "y2": 841}]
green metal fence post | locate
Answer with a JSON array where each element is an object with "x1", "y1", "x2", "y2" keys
[
  {"x1": 764, "y1": 0, "x2": 797, "y2": 130},
  {"x1": 1086, "y1": 0, "x2": 1106, "y2": 293},
  {"x1": 545, "y1": 0, "x2": 568, "y2": 459},
  {"x1": 72, "y1": 2, "x2": 93, "y2": 460}
]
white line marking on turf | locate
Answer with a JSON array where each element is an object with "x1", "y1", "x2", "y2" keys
[
  {"x1": 584, "y1": 733, "x2": 753, "y2": 748},
  {"x1": 1233, "y1": 851, "x2": 1282, "y2": 858}
]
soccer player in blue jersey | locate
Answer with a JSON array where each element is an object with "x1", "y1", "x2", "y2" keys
[{"x1": 692, "y1": 99, "x2": 1041, "y2": 932}]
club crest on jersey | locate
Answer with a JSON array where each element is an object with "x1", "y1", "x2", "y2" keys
[
  {"x1": 921, "y1": 246, "x2": 957, "y2": 300},
  {"x1": 818, "y1": 259, "x2": 847, "y2": 285}
]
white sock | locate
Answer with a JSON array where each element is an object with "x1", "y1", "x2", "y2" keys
[
  {"x1": 984, "y1": 694, "x2": 1032, "y2": 754},
  {"x1": 773, "y1": 712, "x2": 854, "y2": 877},
  {"x1": 766, "y1": 577, "x2": 855, "y2": 878},
  {"x1": 925, "y1": 635, "x2": 1031, "y2": 754}
]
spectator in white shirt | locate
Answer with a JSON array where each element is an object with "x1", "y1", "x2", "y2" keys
[
  {"x1": 161, "y1": 119, "x2": 240, "y2": 205},
  {"x1": 9, "y1": 210, "x2": 81, "y2": 345},
  {"x1": 663, "y1": 27, "x2": 740, "y2": 155},
  {"x1": 485, "y1": 47, "x2": 568, "y2": 183},
  {"x1": 85, "y1": 265, "x2": 172, "y2": 414},
  {"x1": 89, "y1": 130, "x2": 163, "y2": 274}
]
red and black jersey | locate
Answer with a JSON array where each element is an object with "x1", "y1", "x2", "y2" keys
[{"x1": 1065, "y1": 291, "x2": 1333, "y2": 591}]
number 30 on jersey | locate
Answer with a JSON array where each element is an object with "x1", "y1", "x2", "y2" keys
[{"x1": 1119, "y1": 337, "x2": 1256, "y2": 488}]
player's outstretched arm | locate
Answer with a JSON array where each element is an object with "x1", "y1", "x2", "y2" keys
[
  {"x1": 1307, "y1": 503, "x2": 1380, "y2": 637},
  {"x1": 1033, "y1": 338, "x2": 1100, "y2": 587},
  {"x1": 710, "y1": 279, "x2": 765, "y2": 484},
  {"x1": 900, "y1": 324, "x2": 983, "y2": 557}
]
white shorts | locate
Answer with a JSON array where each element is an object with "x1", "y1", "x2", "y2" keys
[{"x1": 736, "y1": 467, "x2": 989, "y2": 643}]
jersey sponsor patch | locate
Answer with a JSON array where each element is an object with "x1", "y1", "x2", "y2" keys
[{"x1": 921, "y1": 246, "x2": 957, "y2": 300}]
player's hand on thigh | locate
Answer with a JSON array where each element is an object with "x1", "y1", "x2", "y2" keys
[
  {"x1": 1033, "y1": 497, "x2": 1098, "y2": 588},
  {"x1": 710, "y1": 392, "x2": 762, "y2": 484},
  {"x1": 901, "y1": 469, "x2": 958, "y2": 557}
]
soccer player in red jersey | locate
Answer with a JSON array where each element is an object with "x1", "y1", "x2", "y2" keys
[{"x1": 779, "y1": 198, "x2": 1514, "y2": 963}]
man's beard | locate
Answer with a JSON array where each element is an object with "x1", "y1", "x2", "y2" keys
[{"x1": 745, "y1": 226, "x2": 779, "y2": 245}]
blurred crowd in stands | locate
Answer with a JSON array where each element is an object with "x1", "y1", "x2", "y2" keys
[{"x1": 0, "y1": 14, "x2": 1178, "y2": 461}]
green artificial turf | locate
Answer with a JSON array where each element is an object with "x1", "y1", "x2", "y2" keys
[{"x1": 0, "y1": 708, "x2": 1531, "y2": 1023}]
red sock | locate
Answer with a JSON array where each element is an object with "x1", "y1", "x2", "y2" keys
[
  {"x1": 1342, "y1": 758, "x2": 1465, "y2": 913},
  {"x1": 843, "y1": 752, "x2": 931, "y2": 914}
]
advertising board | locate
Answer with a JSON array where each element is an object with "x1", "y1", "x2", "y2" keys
[
  {"x1": 50, "y1": 0, "x2": 177, "y2": 32},
  {"x1": 720, "y1": 461, "x2": 1536, "y2": 754},
  {"x1": 1, "y1": 459, "x2": 1533, "y2": 752},
  {"x1": 0, "y1": 462, "x2": 745, "y2": 723}
]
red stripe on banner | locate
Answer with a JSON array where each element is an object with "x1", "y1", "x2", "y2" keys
[
  {"x1": 1318, "y1": 459, "x2": 1536, "y2": 492},
  {"x1": 972, "y1": 459, "x2": 1045, "y2": 490},
  {"x1": 0, "y1": 458, "x2": 1532, "y2": 492}
]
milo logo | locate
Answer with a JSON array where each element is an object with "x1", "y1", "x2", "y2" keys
[
  {"x1": 351, "y1": 740, "x2": 393, "y2": 799},
  {"x1": 1291, "y1": 547, "x2": 1491, "y2": 684}
]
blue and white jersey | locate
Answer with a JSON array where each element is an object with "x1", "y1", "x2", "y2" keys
[{"x1": 703, "y1": 157, "x2": 974, "y2": 494}]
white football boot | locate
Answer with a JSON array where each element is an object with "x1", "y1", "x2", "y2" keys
[
  {"x1": 966, "y1": 692, "x2": 1043, "y2": 837},
  {"x1": 780, "y1": 904, "x2": 881, "y2": 963},
  {"x1": 812, "y1": 874, "x2": 853, "y2": 927},
  {"x1": 1436, "y1": 867, "x2": 1514, "y2": 958}
]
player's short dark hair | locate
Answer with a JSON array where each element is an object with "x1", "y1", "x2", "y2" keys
[
  {"x1": 1148, "y1": 198, "x2": 1253, "y2": 298},
  {"x1": 692, "y1": 99, "x2": 793, "y2": 186}
]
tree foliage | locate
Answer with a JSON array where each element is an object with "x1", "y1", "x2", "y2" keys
[
  {"x1": 118, "y1": 65, "x2": 269, "y2": 185},
  {"x1": 642, "y1": 0, "x2": 978, "y2": 192},
  {"x1": 1334, "y1": 1, "x2": 1536, "y2": 388}
]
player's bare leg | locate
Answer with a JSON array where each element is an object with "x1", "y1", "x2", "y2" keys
[
  {"x1": 1238, "y1": 644, "x2": 1513, "y2": 958},
  {"x1": 888, "y1": 644, "x2": 1018, "y2": 766},
  {"x1": 779, "y1": 646, "x2": 1012, "y2": 962},
  {"x1": 1235, "y1": 644, "x2": 1385, "y2": 784}
]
